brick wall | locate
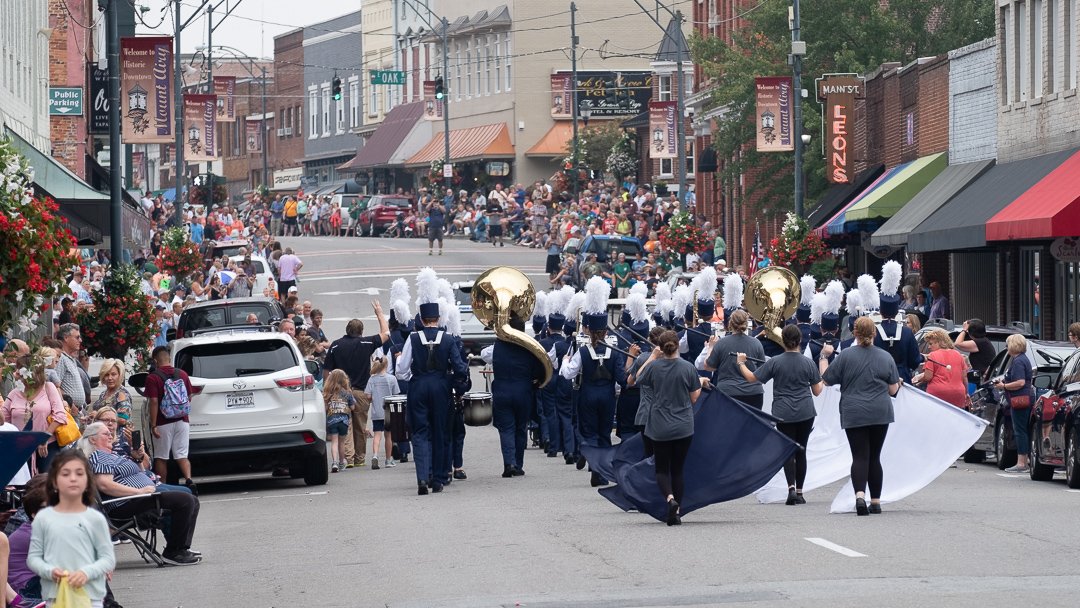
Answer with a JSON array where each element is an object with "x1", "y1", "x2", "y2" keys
[
  {"x1": 272, "y1": 29, "x2": 304, "y2": 174},
  {"x1": 948, "y1": 38, "x2": 998, "y2": 163},
  {"x1": 882, "y1": 69, "x2": 902, "y2": 168},
  {"x1": 899, "y1": 62, "x2": 920, "y2": 162},
  {"x1": 917, "y1": 56, "x2": 950, "y2": 157},
  {"x1": 47, "y1": 0, "x2": 89, "y2": 179}
]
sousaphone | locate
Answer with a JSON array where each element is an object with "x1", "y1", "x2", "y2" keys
[
  {"x1": 470, "y1": 266, "x2": 553, "y2": 388},
  {"x1": 744, "y1": 266, "x2": 801, "y2": 347}
]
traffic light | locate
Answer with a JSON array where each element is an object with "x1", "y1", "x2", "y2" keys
[
  {"x1": 332, "y1": 76, "x2": 342, "y2": 101},
  {"x1": 603, "y1": 77, "x2": 618, "y2": 106},
  {"x1": 434, "y1": 77, "x2": 445, "y2": 100},
  {"x1": 616, "y1": 86, "x2": 630, "y2": 109}
]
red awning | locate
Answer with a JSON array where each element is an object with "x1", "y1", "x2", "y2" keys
[{"x1": 986, "y1": 150, "x2": 1080, "y2": 241}]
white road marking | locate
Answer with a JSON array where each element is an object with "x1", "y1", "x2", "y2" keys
[
  {"x1": 996, "y1": 473, "x2": 1026, "y2": 478},
  {"x1": 316, "y1": 288, "x2": 382, "y2": 296},
  {"x1": 1065, "y1": 489, "x2": 1080, "y2": 493},
  {"x1": 804, "y1": 537, "x2": 867, "y2": 558},
  {"x1": 200, "y1": 491, "x2": 329, "y2": 504},
  {"x1": 302, "y1": 271, "x2": 548, "y2": 282}
]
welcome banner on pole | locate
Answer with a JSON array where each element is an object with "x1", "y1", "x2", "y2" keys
[
  {"x1": 754, "y1": 76, "x2": 794, "y2": 152},
  {"x1": 245, "y1": 119, "x2": 262, "y2": 153},
  {"x1": 184, "y1": 94, "x2": 217, "y2": 162},
  {"x1": 120, "y1": 36, "x2": 174, "y2": 143},
  {"x1": 649, "y1": 101, "x2": 677, "y2": 159},
  {"x1": 213, "y1": 76, "x2": 236, "y2": 122},
  {"x1": 550, "y1": 74, "x2": 573, "y2": 119}
]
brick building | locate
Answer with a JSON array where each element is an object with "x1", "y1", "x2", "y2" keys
[
  {"x1": 270, "y1": 28, "x2": 306, "y2": 193},
  {"x1": 219, "y1": 64, "x2": 274, "y2": 199}
]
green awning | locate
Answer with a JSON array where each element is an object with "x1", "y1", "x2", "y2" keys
[
  {"x1": 5, "y1": 128, "x2": 109, "y2": 203},
  {"x1": 843, "y1": 152, "x2": 948, "y2": 231}
]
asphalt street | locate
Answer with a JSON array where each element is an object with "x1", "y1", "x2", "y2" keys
[{"x1": 114, "y1": 235, "x2": 1080, "y2": 608}]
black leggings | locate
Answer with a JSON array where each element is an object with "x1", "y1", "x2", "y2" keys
[
  {"x1": 651, "y1": 435, "x2": 693, "y2": 504},
  {"x1": 776, "y1": 418, "x2": 814, "y2": 489},
  {"x1": 845, "y1": 424, "x2": 889, "y2": 499},
  {"x1": 733, "y1": 394, "x2": 764, "y2": 410}
]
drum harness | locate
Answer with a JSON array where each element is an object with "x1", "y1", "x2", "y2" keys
[
  {"x1": 875, "y1": 317, "x2": 903, "y2": 347},
  {"x1": 416, "y1": 329, "x2": 445, "y2": 371}
]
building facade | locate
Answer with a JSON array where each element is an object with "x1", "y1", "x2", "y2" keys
[
  {"x1": 3, "y1": 0, "x2": 51, "y2": 151},
  {"x1": 271, "y1": 28, "x2": 305, "y2": 193}
]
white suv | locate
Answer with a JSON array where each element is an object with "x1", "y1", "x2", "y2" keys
[{"x1": 167, "y1": 331, "x2": 327, "y2": 485}]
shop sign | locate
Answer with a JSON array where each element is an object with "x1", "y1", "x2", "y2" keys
[
  {"x1": 551, "y1": 71, "x2": 652, "y2": 118},
  {"x1": 816, "y1": 73, "x2": 864, "y2": 184},
  {"x1": 1051, "y1": 237, "x2": 1080, "y2": 262},
  {"x1": 486, "y1": 161, "x2": 510, "y2": 176},
  {"x1": 89, "y1": 68, "x2": 110, "y2": 133},
  {"x1": 49, "y1": 88, "x2": 84, "y2": 116},
  {"x1": 273, "y1": 167, "x2": 304, "y2": 190}
]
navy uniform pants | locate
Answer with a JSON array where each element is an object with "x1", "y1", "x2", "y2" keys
[
  {"x1": 407, "y1": 375, "x2": 451, "y2": 486},
  {"x1": 493, "y1": 387, "x2": 532, "y2": 468}
]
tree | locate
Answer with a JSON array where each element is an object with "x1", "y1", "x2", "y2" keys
[
  {"x1": 564, "y1": 120, "x2": 627, "y2": 175},
  {"x1": 690, "y1": 0, "x2": 994, "y2": 217}
]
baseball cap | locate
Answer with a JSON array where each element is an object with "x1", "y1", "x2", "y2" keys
[{"x1": 288, "y1": 285, "x2": 299, "y2": 293}]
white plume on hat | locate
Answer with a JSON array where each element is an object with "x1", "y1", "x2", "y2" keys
[
  {"x1": 856, "y1": 274, "x2": 880, "y2": 311},
  {"x1": 415, "y1": 267, "x2": 440, "y2": 306},
  {"x1": 810, "y1": 292, "x2": 829, "y2": 324},
  {"x1": 627, "y1": 292, "x2": 649, "y2": 324},
  {"x1": 672, "y1": 284, "x2": 693, "y2": 316},
  {"x1": 656, "y1": 297, "x2": 674, "y2": 318},
  {"x1": 722, "y1": 274, "x2": 744, "y2": 310},
  {"x1": 584, "y1": 276, "x2": 609, "y2": 316},
  {"x1": 845, "y1": 289, "x2": 863, "y2": 316},
  {"x1": 390, "y1": 299, "x2": 410, "y2": 324},
  {"x1": 549, "y1": 286, "x2": 574, "y2": 317},
  {"x1": 654, "y1": 281, "x2": 672, "y2": 305},
  {"x1": 800, "y1": 275, "x2": 816, "y2": 306},
  {"x1": 880, "y1": 260, "x2": 903, "y2": 298},
  {"x1": 565, "y1": 291, "x2": 586, "y2": 320},
  {"x1": 692, "y1": 267, "x2": 718, "y2": 302},
  {"x1": 824, "y1": 280, "x2": 845, "y2": 315},
  {"x1": 630, "y1": 282, "x2": 648, "y2": 297},
  {"x1": 389, "y1": 278, "x2": 410, "y2": 309},
  {"x1": 437, "y1": 278, "x2": 455, "y2": 306},
  {"x1": 439, "y1": 297, "x2": 462, "y2": 336},
  {"x1": 534, "y1": 291, "x2": 548, "y2": 318}
]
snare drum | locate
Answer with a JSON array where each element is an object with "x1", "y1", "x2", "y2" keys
[
  {"x1": 461, "y1": 391, "x2": 493, "y2": 427},
  {"x1": 384, "y1": 395, "x2": 409, "y2": 442}
]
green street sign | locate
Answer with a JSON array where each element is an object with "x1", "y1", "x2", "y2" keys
[
  {"x1": 370, "y1": 70, "x2": 406, "y2": 86},
  {"x1": 49, "y1": 87, "x2": 84, "y2": 116}
]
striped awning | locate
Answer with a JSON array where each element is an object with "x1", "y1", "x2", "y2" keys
[{"x1": 404, "y1": 123, "x2": 515, "y2": 167}]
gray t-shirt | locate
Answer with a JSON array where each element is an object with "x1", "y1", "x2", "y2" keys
[
  {"x1": 638, "y1": 356, "x2": 699, "y2": 441},
  {"x1": 753, "y1": 351, "x2": 821, "y2": 423},
  {"x1": 822, "y1": 344, "x2": 899, "y2": 429},
  {"x1": 365, "y1": 372, "x2": 400, "y2": 421},
  {"x1": 706, "y1": 334, "x2": 765, "y2": 397},
  {"x1": 630, "y1": 352, "x2": 653, "y2": 427}
]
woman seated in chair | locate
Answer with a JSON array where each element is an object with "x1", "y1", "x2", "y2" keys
[
  {"x1": 78, "y1": 422, "x2": 203, "y2": 566},
  {"x1": 92, "y1": 407, "x2": 151, "y2": 473}
]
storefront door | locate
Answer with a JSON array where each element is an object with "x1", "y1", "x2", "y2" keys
[{"x1": 1019, "y1": 247, "x2": 1041, "y2": 337}]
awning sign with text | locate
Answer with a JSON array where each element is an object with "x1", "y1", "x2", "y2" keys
[
  {"x1": 816, "y1": 73, "x2": 864, "y2": 184},
  {"x1": 120, "y1": 36, "x2": 174, "y2": 143},
  {"x1": 183, "y1": 94, "x2": 217, "y2": 162},
  {"x1": 550, "y1": 74, "x2": 573, "y2": 119},
  {"x1": 422, "y1": 80, "x2": 444, "y2": 122},
  {"x1": 245, "y1": 119, "x2": 262, "y2": 153},
  {"x1": 213, "y1": 76, "x2": 236, "y2": 122},
  {"x1": 649, "y1": 101, "x2": 677, "y2": 160},
  {"x1": 755, "y1": 77, "x2": 793, "y2": 152}
]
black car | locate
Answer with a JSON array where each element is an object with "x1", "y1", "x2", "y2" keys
[
  {"x1": 1028, "y1": 348, "x2": 1080, "y2": 486},
  {"x1": 915, "y1": 322, "x2": 1033, "y2": 357},
  {"x1": 965, "y1": 340, "x2": 1070, "y2": 468},
  {"x1": 173, "y1": 297, "x2": 286, "y2": 340}
]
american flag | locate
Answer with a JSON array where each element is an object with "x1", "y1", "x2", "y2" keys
[{"x1": 748, "y1": 226, "x2": 762, "y2": 276}]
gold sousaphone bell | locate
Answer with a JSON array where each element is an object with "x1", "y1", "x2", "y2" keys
[
  {"x1": 744, "y1": 266, "x2": 801, "y2": 347},
  {"x1": 470, "y1": 266, "x2": 553, "y2": 388}
]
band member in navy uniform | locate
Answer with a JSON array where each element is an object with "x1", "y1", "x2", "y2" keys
[
  {"x1": 441, "y1": 298, "x2": 471, "y2": 482},
  {"x1": 616, "y1": 291, "x2": 652, "y2": 438},
  {"x1": 563, "y1": 292, "x2": 586, "y2": 463},
  {"x1": 874, "y1": 261, "x2": 921, "y2": 383},
  {"x1": 561, "y1": 277, "x2": 626, "y2": 486},
  {"x1": 396, "y1": 269, "x2": 468, "y2": 495},
  {"x1": 385, "y1": 295, "x2": 413, "y2": 463},
  {"x1": 481, "y1": 314, "x2": 548, "y2": 478},
  {"x1": 796, "y1": 275, "x2": 817, "y2": 351},
  {"x1": 530, "y1": 294, "x2": 550, "y2": 450},
  {"x1": 679, "y1": 268, "x2": 718, "y2": 366},
  {"x1": 806, "y1": 280, "x2": 846, "y2": 364},
  {"x1": 839, "y1": 289, "x2": 862, "y2": 351},
  {"x1": 542, "y1": 300, "x2": 577, "y2": 463}
]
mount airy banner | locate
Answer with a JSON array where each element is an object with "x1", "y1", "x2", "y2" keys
[
  {"x1": 120, "y1": 36, "x2": 173, "y2": 143},
  {"x1": 213, "y1": 76, "x2": 237, "y2": 122},
  {"x1": 184, "y1": 94, "x2": 217, "y2": 162},
  {"x1": 649, "y1": 101, "x2": 677, "y2": 159},
  {"x1": 755, "y1": 77, "x2": 794, "y2": 153},
  {"x1": 245, "y1": 119, "x2": 262, "y2": 153}
]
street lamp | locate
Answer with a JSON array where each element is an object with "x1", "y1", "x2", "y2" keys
[
  {"x1": 187, "y1": 125, "x2": 202, "y2": 154},
  {"x1": 579, "y1": 100, "x2": 592, "y2": 127},
  {"x1": 653, "y1": 127, "x2": 664, "y2": 152}
]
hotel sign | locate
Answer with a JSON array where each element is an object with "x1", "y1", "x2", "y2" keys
[{"x1": 816, "y1": 74, "x2": 864, "y2": 184}]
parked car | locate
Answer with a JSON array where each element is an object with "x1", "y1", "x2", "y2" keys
[
  {"x1": 173, "y1": 297, "x2": 286, "y2": 340},
  {"x1": 357, "y1": 195, "x2": 413, "y2": 236},
  {"x1": 158, "y1": 331, "x2": 327, "y2": 485},
  {"x1": 331, "y1": 193, "x2": 368, "y2": 235},
  {"x1": 964, "y1": 339, "x2": 1071, "y2": 468},
  {"x1": 1027, "y1": 347, "x2": 1080, "y2": 485},
  {"x1": 229, "y1": 254, "x2": 272, "y2": 296},
  {"x1": 452, "y1": 281, "x2": 495, "y2": 359},
  {"x1": 915, "y1": 321, "x2": 1033, "y2": 358},
  {"x1": 203, "y1": 238, "x2": 253, "y2": 270},
  {"x1": 572, "y1": 235, "x2": 645, "y2": 288}
]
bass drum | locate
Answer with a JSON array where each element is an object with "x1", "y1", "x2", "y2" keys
[
  {"x1": 384, "y1": 395, "x2": 409, "y2": 443},
  {"x1": 461, "y1": 392, "x2": 493, "y2": 427}
]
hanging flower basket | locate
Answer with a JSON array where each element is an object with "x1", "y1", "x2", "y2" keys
[
  {"x1": 157, "y1": 226, "x2": 203, "y2": 282},
  {"x1": 768, "y1": 212, "x2": 828, "y2": 275},
  {"x1": 658, "y1": 211, "x2": 708, "y2": 255},
  {"x1": 74, "y1": 264, "x2": 157, "y2": 364}
]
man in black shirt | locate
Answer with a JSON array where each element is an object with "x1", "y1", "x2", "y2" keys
[
  {"x1": 323, "y1": 302, "x2": 390, "y2": 467},
  {"x1": 485, "y1": 193, "x2": 505, "y2": 247}
]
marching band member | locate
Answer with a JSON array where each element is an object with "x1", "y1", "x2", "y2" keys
[
  {"x1": 704, "y1": 310, "x2": 765, "y2": 409},
  {"x1": 396, "y1": 269, "x2": 468, "y2": 495},
  {"x1": 672, "y1": 284, "x2": 694, "y2": 362},
  {"x1": 563, "y1": 291, "x2": 586, "y2": 465},
  {"x1": 561, "y1": 278, "x2": 626, "y2": 486},
  {"x1": 530, "y1": 292, "x2": 550, "y2": 451},
  {"x1": 384, "y1": 279, "x2": 413, "y2": 463},
  {"x1": 796, "y1": 275, "x2": 817, "y2": 351},
  {"x1": 840, "y1": 289, "x2": 863, "y2": 351},
  {"x1": 541, "y1": 287, "x2": 576, "y2": 463},
  {"x1": 652, "y1": 282, "x2": 673, "y2": 329},
  {"x1": 874, "y1": 261, "x2": 921, "y2": 383},
  {"x1": 438, "y1": 290, "x2": 471, "y2": 483},
  {"x1": 679, "y1": 268, "x2": 719, "y2": 366},
  {"x1": 615, "y1": 291, "x2": 651, "y2": 439},
  {"x1": 806, "y1": 280, "x2": 846, "y2": 364}
]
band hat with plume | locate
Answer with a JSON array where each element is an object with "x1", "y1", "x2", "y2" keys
[
  {"x1": 820, "y1": 279, "x2": 846, "y2": 331},
  {"x1": 692, "y1": 267, "x2": 719, "y2": 319},
  {"x1": 389, "y1": 278, "x2": 411, "y2": 324},
  {"x1": 532, "y1": 291, "x2": 548, "y2": 332},
  {"x1": 627, "y1": 291, "x2": 649, "y2": 328},
  {"x1": 547, "y1": 286, "x2": 573, "y2": 330},
  {"x1": 415, "y1": 267, "x2": 441, "y2": 319},
  {"x1": 797, "y1": 274, "x2": 816, "y2": 323},
  {"x1": 630, "y1": 282, "x2": 648, "y2": 297},
  {"x1": 810, "y1": 292, "x2": 829, "y2": 325},
  {"x1": 856, "y1": 274, "x2": 880, "y2": 313},
  {"x1": 845, "y1": 288, "x2": 862, "y2": 330},
  {"x1": 722, "y1": 273, "x2": 744, "y2": 316},
  {"x1": 878, "y1": 260, "x2": 904, "y2": 319},
  {"x1": 583, "y1": 276, "x2": 610, "y2": 331},
  {"x1": 672, "y1": 284, "x2": 693, "y2": 323},
  {"x1": 565, "y1": 291, "x2": 586, "y2": 322},
  {"x1": 653, "y1": 281, "x2": 673, "y2": 324}
]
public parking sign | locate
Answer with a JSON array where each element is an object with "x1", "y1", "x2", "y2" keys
[
  {"x1": 370, "y1": 70, "x2": 405, "y2": 86},
  {"x1": 49, "y1": 87, "x2": 84, "y2": 116}
]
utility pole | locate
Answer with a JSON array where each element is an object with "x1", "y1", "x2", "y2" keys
[
  {"x1": 570, "y1": 2, "x2": 579, "y2": 200},
  {"x1": 791, "y1": 0, "x2": 805, "y2": 218},
  {"x1": 441, "y1": 17, "x2": 451, "y2": 194},
  {"x1": 674, "y1": 9, "x2": 687, "y2": 204},
  {"x1": 206, "y1": 2, "x2": 214, "y2": 208},
  {"x1": 261, "y1": 66, "x2": 268, "y2": 189},
  {"x1": 105, "y1": 0, "x2": 122, "y2": 264}
]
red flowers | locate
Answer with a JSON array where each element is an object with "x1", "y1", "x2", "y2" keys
[{"x1": 74, "y1": 264, "x2": 156, "y2": 364}]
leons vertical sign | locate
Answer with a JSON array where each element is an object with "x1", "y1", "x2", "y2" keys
[
  {"x1": 816, "y1": 74, "x2": 864, "y2": 184},
  {"x1": 120, "y1": 36, "x2": 174, "y2": 143}
]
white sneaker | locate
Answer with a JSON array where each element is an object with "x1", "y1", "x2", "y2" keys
[
  {"x1": 386, "y1": 459, "x2": 398, "y2": 468},
  {"x1": 331, "y1": 463, "x2": 339, "y2": 473},
  {"x1": 371, "y1": 456, "x2": 380, "y2": 470}
]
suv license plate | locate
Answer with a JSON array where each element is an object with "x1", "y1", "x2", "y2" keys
[{"x1": 226, "y1": 391, "x2": 255, "y2": 408}]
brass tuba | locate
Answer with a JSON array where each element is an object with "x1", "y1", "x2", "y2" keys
[
  {"x1": 744, "y1": 266, "x2": 801, "y2": 348},
  {"x1": 471, "y1": 266, "x2": 553, "y2": 388}
]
